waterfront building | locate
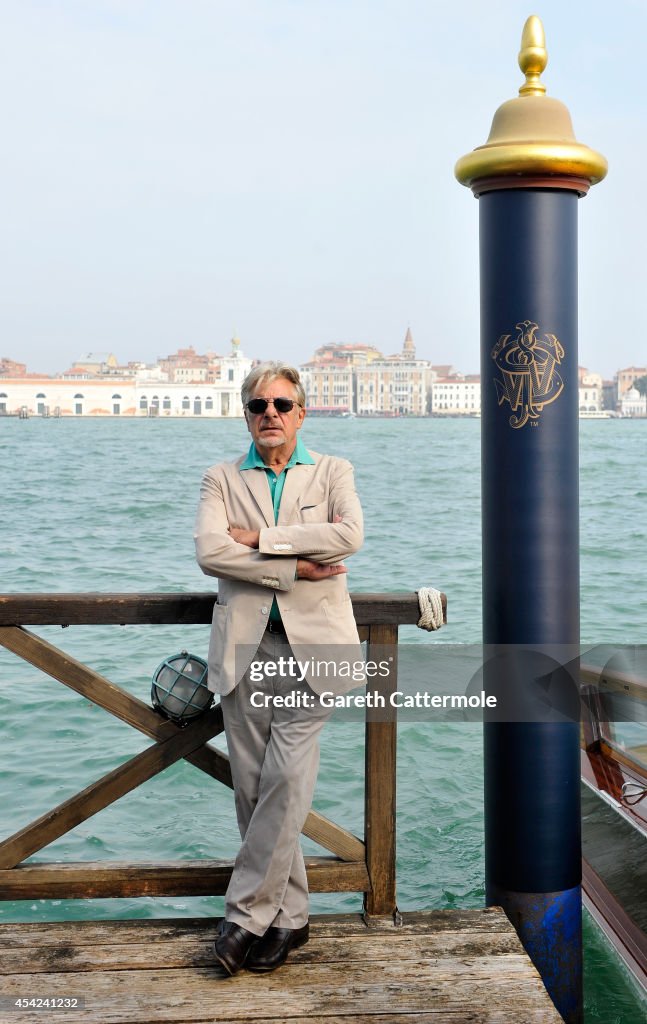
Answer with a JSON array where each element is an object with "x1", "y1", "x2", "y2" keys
[
  {"x1": 309, "y1": 342, "x2": 384, "y2": 367},
  {"x1": 0, "y1": 335, "x2": 253, "y2": 417},
  {"x1": 300, "y1": 362, "x2": 354, "y2": 414},
  {"x1": 158, "y1": 346, "x2": 210, "y2": 383},
  {"x1": 302, "y1": 330, "x2": 433, "y2": 416},
  {"x1": 68, "y1": 353, "x2": 120, "y2": 375},
  {"x1": 620, "y1": 386, "x2": 647, "y2": 418},
  {"x1": 0, "y1": 357, "x2": 28, "y2": 377},
  {"x1": 0, "y1": 339, "x2": 252, "y2": 419},
  {"x1": 431, "y1": 375, "x2": 481, "y2": 416},
  {"x1": 615, "y1": 366, "x2": 647, "y2": 405},
  {"x1": 0, "y1": 378, "x2": 250, "y2": 418},
  {"x1": 578, "y1": 367, "x2": 603, "y2": 414},
  {"x1": 355, "y1": 355, "x2": 430, "y2": 416}
]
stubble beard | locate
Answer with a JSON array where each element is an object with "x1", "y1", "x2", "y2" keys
[{"x1": 256, "y1": 432, "x2": 285, "y2": 449}]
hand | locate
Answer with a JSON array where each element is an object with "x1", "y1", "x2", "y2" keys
[
  {"x1": 297, "y1": 558, "x2": 348, "y2": 580},
  {"x1": 228, "y1": 526, "x2": 260, "y2": 548}
]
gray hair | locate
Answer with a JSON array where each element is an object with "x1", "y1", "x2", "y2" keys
[{"x1": 241, "y1": 361, "x2": 306, "y2": 409}]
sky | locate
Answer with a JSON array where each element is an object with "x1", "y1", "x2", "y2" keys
[{"x1": 1, "y1": 0, "x2": 644, "y2": 379}]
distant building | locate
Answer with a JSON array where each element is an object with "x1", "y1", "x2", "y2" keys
[
  {"x1": 69, "y1": 353, "x2": 119, "y2": 375},
  {"x1": 159, "y1": 335, "x2": 249, "y2": 385},
  {"x1": 302, "y1": 330, "x2": 432, "y2": 415},
  {"x1": 0, "y1": 339, "x2": 251, "y2": 419},
  {"x1": 620, "y1": 386, "x2": 647, "y2": 418},
  {"x1": 300, "y1": 362, "x2": 354, "y2": 414},
  {"x1": 0, "y1": 357, "x2": 28, "y2": 377},
  {"x1": 159, "y1": 346, "x2": 210, "y2": 383},
  {"x1": 0, "y1": 379, "x2": 250, "y2": 418},
  {"x1": 578, "y1": 367, "x2": 603, "y2": 413},
  {"x1": 355, "y1": 353, "x2": 431, "y2": 416},
  {"x1": 615, "y1": 366, "x2": 647, "y2": 406},
  {"x1": 431, "y1": 375, "x2": 481, "y2": 416},
  {"x1": 309, "y1": 342, "x2": 384, "y2": 367}
]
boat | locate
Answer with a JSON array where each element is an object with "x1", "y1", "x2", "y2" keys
[{"x1": 580, "y1": 649, "x2": 647, "y2": 990}]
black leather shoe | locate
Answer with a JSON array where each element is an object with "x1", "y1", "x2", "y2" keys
[
  {"x1": 246, "y1": 923, "x2": 310, "y2": 972},
  {"x1": 214, "y1": 921, "x2": 258, "y2": 975}
]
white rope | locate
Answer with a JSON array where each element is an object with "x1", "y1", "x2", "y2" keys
[{"x1": 416, "y1": 587, "x2": 444, "y2": 632}]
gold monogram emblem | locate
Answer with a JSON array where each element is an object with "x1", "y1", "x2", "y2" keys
[{"x1": 491, "y1": 320, "x2": 564, "y2": 429}]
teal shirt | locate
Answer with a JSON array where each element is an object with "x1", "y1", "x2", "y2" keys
[{"x1": 240, "y1": 436, "x2": 315, "y2": 621}]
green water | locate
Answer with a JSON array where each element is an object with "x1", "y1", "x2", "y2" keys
[{"x1": 0, "y1": 416, "x2": 645, "y2": 1022}]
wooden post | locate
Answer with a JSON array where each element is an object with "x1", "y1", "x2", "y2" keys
[{"x1": 363, "y1": 623, "x2": 398, "y2": 918}]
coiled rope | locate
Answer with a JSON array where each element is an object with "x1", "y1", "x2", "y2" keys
[{"x1": 416, "y1": 587, "x2": 444, "y2": 632}]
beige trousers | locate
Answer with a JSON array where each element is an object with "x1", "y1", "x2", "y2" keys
[{"x1": 220, "y1": 630, "x2": 332, "y2": 936}]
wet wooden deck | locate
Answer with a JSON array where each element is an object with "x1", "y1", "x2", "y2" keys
[{"x1": 0, "y1": 909, "x2": 562, "y2": 1023}]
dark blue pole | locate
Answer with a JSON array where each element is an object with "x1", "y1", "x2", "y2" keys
[
  {"x1": 480, "y1": 188, "x2": 582, "y2": 1024},
  {"x1": 455, "y1": 17, "x2": 607, "y2": 1024}
]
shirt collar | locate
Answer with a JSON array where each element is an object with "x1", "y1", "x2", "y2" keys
[{"x1": 240, "y1": 434, "x2": 315, "y2": 471}]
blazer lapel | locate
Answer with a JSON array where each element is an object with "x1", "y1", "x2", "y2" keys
[
  {"x1": 278, "y1": 463, "x2": 315, "y2": 525},
  {"x1": 240, "y1": 468, "x2": 275, "y2": 528}
]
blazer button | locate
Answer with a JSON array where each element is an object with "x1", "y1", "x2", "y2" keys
[{"x1": 261, "y1": 606, "x2": 268, "y2": 615}]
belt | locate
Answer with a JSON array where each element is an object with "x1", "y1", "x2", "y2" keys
[{"x1": 265, "y1": 619, "x2": 287, "y2": 635}]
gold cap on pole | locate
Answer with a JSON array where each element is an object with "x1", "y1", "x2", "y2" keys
[{"x1": 455, "y1": 16, "x2": 607, "y2": 195}]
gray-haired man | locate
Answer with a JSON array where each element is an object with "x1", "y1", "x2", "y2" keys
[{"x1": 194, "y1": 361, "x2": 364, "y2": 974}]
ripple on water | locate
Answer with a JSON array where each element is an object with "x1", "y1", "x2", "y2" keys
[{"x1": 0, "y1": 417, "x2": 645, "y2": 1020}]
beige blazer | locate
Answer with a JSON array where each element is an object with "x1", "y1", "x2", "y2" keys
[{"x1": 194, "y1": 449, "x2": 364, "y2": 695}]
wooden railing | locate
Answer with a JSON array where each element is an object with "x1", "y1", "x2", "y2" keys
[{"x1": 0, "y1": 592, "x2": 446, "y2": 917}]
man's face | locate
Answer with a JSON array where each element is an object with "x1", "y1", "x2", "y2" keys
[{"x1": 245, "y1": 376, "x2": 306, "y2": 453}]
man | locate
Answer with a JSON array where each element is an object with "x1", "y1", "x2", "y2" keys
[{"x1": 194, "y1": 361, "x2": 363, "y2": 976}]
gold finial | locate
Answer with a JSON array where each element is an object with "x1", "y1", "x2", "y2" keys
[
  {"x1": 454, "y1": 16, "x2": 607, "y2": 193},
  {"x1": 518, "y1": 16, "x2": 547, "y2": 96}
]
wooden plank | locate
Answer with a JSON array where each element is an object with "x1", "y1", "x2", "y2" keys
[
  {"x1": 0, "y1": 927, "x2": 523, "y2": 975},
  {"x1": 0, "y1": 960, "x2": 561, "y2": 1024},
  {"x1": 0, "y1": 858, "x2": 369, "y2": 900},
  {"x1": 363, "y1": 624, "x2": 398, "y2": 917},
  {"x1": 121, "y1": 1016, "x2": 558, "y2": 1024},
  {"x1": 103, "y1": 1016, "x2": 557, "y2": 1024},
  {"x1": 0, "y1": 627, "x2": 363, "y2": 864},
  {"x1": 0, "y1": 910, "x2": 562, "y2": 1024},
  {"x1": 0, "y1": 909, "x2": 519, "y2": 947},
  {"x1": 0, "y1": 592, "x2": 446, "y2": 627},
  {"x1": 0, "y1": 708, "x2": 226, "y2": 869}
]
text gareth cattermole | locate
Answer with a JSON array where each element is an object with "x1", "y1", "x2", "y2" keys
[
  {"x1": 249, "y1": 690, "x2": 499, "y2": 710},
  {"x1": 248, "y1": 656, "x2": 391, "y2": 685}
]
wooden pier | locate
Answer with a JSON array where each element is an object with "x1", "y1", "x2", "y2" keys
[
  {"x1": 0, "y1": 593, "x2": 562, "y2": 1023},
  {"x1": 0, "y1": 910, "x2": 562, "y2": 1023}
]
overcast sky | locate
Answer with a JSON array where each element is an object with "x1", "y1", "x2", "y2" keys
[{"x1": 1, "y1": 1, "x2": 643, "y2": 378}]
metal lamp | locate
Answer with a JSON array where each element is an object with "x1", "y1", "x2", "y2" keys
[{"x1": 151, "y1": 650, "x2": 213, "y2": 724}]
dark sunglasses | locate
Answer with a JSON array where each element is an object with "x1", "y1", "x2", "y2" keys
[{"x1": 246, "y1": 397, "x2": 300, "y2": 414}]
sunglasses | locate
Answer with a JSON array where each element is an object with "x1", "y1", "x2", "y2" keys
[{"x1": 246, "y1": 397, "x2": 301, "y2": 414}]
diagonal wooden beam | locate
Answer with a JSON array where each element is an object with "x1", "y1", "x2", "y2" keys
[
  {"x1": 0, "y1": 625, "x2": 180, "y2": 737},
  {"x1": 0, "y1": 705, "x2": 227, "y2": 869},
  {"x1": 0, "y1": 627, "x2": 365, "y2": 863}
]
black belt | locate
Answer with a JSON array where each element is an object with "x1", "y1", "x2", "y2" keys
[{"x1": 265, "y1": 619, "x2": 287, "y2": 635}]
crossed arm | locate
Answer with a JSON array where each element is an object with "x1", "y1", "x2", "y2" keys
[
  {"x1": 229, "y1": 519, "x2": 347, "y2": 580},
  {"x1": 194, "y1": 460, "x2": 363, "y2": 589}
]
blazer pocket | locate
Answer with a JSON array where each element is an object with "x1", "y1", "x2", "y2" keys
[{"x1": 298, "y1": 500, "x2": 329, "y2": 522}]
